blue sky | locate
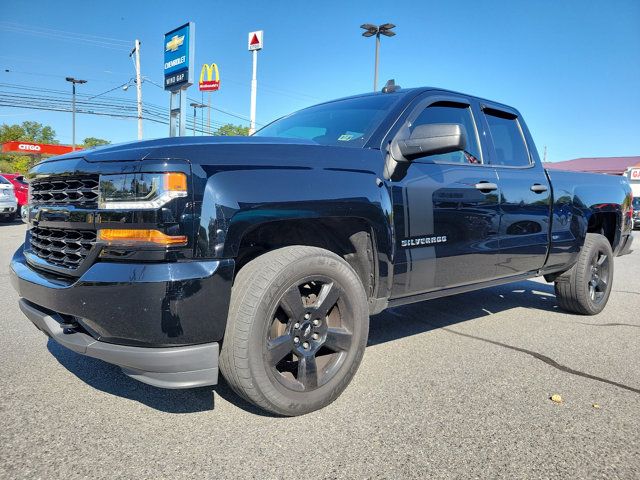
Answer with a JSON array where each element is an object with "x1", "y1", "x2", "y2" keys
[{"x1": 1, "y1": 0, "x2": 638, "y2": 161}]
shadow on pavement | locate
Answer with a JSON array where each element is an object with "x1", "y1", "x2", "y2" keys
[
  {"x1": 47, "y1": 279, "x2": 557, "y2": 415},
  {"x1": 368, "y1": 279, "x2": 557, "y2": 347},
  {"x1": 47, "y1": 340, "x2": 216, "y2": 414},
  {"x1": 0, "y1": 218, "x2": 23, "y2": 226}
]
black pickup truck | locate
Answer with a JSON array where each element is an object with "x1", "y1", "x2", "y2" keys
[{"x1": 10, "y1": 86, "x2": 634, "y2": 416}]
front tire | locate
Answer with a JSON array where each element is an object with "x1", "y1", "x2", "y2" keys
[
  {"x1": 220, "y1": 246, "x2": 369, "y2": 416},
  {"x1": 554, "y1": 233, "x2": 614, "y2": 315}
]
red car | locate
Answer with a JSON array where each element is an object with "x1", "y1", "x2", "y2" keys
[{"x1": 0, "y1": 173, "x2": 28, "y2": 217}]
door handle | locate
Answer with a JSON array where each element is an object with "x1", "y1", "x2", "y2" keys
[
  {"x1": 474, "y1": 182, "x2": 498, "y2": 192},
  {"x1": 530, "y1": 183, "x2": 548, "y2": 193}
]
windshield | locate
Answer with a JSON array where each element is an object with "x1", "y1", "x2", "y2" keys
[
  {"x1": 255, "y1": 94, "x2": 402, "y2": 148},
  {"x1": 633, "y1": 197, "x2": 640, "y2": 209}
]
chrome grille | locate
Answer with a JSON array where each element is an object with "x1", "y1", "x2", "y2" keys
[
  {"x1": 29, "y1": 227, "x2": 96, "y2": 269},
  {"x1": 30, "y1": 175, "x2": 99, "y2": 207}
]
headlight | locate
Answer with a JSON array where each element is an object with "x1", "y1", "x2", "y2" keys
[{"x1": 98, "y1": 172, "x2": 187, "y2": 210}]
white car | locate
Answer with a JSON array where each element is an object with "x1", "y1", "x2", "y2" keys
[{"x1": 0, "y1": 175, "x2": 18, "y2": 222}]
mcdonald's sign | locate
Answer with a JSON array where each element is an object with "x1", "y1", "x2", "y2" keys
[{"x1": 199, "y1": 63, "x2": 220, "y2": 92}]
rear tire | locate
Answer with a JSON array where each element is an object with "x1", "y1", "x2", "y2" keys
[
  {"x1": 554, "y1": 233, "x2": 614, "y2": 315},
  {"x1": 219, "y1": 246, "x2": 369, "y2": 416}
]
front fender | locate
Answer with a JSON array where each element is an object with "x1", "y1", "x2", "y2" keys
[{"x1": 191, "y1": 161, "x2": 394, "y2": 288}]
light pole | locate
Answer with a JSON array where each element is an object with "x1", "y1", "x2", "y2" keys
[
  {"x1": 360, "y1": 23, "x2": 396, "y2": 92},
  {"x1": 189, "y1": 102, "x2": 206, "y2": 136},
  {"x1": 65, "y1": 77, "x2": 87, "y2": 150}
]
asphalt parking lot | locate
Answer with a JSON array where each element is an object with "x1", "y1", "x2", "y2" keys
[{"x1": 0, "y1": 220, "x2": 638, "y2": 479}]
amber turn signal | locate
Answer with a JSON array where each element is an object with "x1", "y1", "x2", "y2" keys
[
  {"x1": 97, "y1": 229, "x2": 187, "y2": 246},
  {"x1": 166, "y1": 172, "x2": 187, "y2": 192}
]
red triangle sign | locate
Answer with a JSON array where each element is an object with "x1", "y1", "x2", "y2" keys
[{"x1": 250, "y1": 34, "x2": 260, "y2": 45}]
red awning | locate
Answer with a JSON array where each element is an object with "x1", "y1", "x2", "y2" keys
[{"x1": 1, "y1": 141, "x2": 81, "y2": 155}]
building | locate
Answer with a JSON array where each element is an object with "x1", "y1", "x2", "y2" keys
[
  {"x1": 544, "y1": 156, "x2": 640, "y2": 175},
  {"x1": 545, "y1": 156, "x2": 640, "y2": 197}
]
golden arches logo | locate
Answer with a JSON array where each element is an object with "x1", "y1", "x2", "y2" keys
[{"x1": 199, "y1": 63, "x2": 220, "y2": 91}]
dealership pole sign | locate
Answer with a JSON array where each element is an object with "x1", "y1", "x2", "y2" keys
[
  {"x1": 164, "y1": 22, "x2": 195, "y2": 91},
  {"x1": 164, "y1": 22, "x2": 194, "y2": 137}
]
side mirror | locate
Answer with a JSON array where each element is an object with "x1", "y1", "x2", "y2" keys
[{"x1": 393, "y1": 123, "x2": 467, "y2": 161}]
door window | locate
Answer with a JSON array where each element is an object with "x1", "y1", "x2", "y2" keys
[
  {"x1": 484, "y1": 110, "x2": 531, "y2": 167},
  {"x1": 410, "y1": 102, "x2": 482, "y2": 164}
]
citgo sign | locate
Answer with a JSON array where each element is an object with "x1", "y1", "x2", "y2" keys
[{"x1": 1, "y1": 142, "x2": 78, "y2": 155}]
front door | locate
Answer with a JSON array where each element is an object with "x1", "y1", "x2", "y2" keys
[{"x1": 390, "y1": 96, "x2": 502, "y2": 298}]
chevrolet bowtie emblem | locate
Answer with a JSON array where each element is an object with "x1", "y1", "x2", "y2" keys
[{"x1": 165, "y1": 34, "x2": 184, "y2": 52}]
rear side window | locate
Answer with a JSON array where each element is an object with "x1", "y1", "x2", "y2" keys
[
  {"x1": 410, "y1": 102, "x2": 482, "y2": 164},
  {"x1": 484, "y1": 110, "x2": 530, "y2": 167},
  {"x1": 0, "y1": 176, "x2": 10, "y2": 184}
]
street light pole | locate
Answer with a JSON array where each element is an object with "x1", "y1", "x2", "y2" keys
[
  {"x1": 65, "y1": 77, "x2": 87, "y2": 150},
  {"x1": 360, "y1": 23, "x2": 396, "y2": 92},
  {"x1": 189, "y1": 102, "x2": 206, "y2": 135}
]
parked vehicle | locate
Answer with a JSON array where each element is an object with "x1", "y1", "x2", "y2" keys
[
  {"x1": 1, "y1": 173, "x2": 29, "y2": 222},
  {"x1": 10, "y1": 86, "x2": 634, "y2": 416},
  {"x1": 633, "y1": 197, "x2": 640, "y2": 229},
  {"x1": 0, "y1": 175, "x2": 18, "y2": 222}
]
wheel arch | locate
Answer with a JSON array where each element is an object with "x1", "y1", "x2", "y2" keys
[{"x1": 233, "y1": 217, "x2": 380, "y2": 303}]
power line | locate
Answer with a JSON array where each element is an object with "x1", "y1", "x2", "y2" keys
[
  {"x1": 0, "y1": 22, "x2": 131, "y2": 51},
  {"x1": 0, "y1": 21, "x2": 131, "y2": 44},
  {"x1": 0, "y1": 92, "x2": 228, "y2": 135}
]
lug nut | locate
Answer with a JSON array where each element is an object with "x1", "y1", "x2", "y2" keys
[
  {"x1": 312, "y1": 333, "x2": 319, "y2": 340},
  {"x1": 294, "y1": 322, "x2": 300, "y2": 329},
  {"x1": 302, "y1": 342, "x2": 310, "y2": 349},
  {"x1": 312, "y1": 319, "x2": 320, "y2": 326},
  {"x1": 304, "y1": 313, "x2": 310, "y2": 320},
  {"x1": 294, "y1": 337, "x2": 300, "y2": 344}
]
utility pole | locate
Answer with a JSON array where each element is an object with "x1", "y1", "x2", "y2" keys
[
  {"x1": 360, "y1": 23, "x2": 396, "y2": 92},
  {"x1": 65, "y1": 77, "x2": 87, "y2": 150},
  {"x1": 247, "y1": 31, "x2": 263, "y2": 135},
  {"x1": 131, "y1": 39, "x2": 143, "y2": 140}
]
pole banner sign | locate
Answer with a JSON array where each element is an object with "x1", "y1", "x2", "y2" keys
[
  {"x1": 164, "y1": 22, "x2": 195, "y2": 91},
  {"x1": 248, "y1": 30, "x2": 263, "y2": 51},
  {"x1": 199, "y1": 63, "x2": 220, "y2": 91}
]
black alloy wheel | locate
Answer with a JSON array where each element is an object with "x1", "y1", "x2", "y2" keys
[
  {"x1": 265, "y1": 277, "x2": 354, "y2": 392},
  {"x1": 587, "y1": 250, "x2": 610, "y2": 305}
]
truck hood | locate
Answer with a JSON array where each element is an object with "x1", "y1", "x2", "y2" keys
[
  {"x1": 32, "y1": 136, "x2": 380, "y2": 172},
  {"x1": 36, "y1": 136, "x2": 319, "y2": 163}
]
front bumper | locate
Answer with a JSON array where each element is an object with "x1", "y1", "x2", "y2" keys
[
  {"x1": 19, "y1": 299, "x2": 219, "y2": 388},
  {"x1": 10, "y1": 247, "x2": 234, "y2": 389},
  {"x1": 0, "y1": 200, "x2": 17, "y2": 214}
]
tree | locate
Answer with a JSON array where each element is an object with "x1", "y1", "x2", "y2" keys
[
  {"x1": 83, "y1": 137, "x2": 110, "y2": 148},
  {"x1": 0, "y1": 121, "x2": 57, "y2": 144},
  {"x1": 214, "y1": 124, "x2": 250, "y2": 136},
  {"x1": 0, "y1": 121, "x2": 59, "y2": 174}
]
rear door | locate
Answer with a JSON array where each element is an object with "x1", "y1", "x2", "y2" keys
[
  {"x1": 477, "y1": 103, "x2": 552, "y2": 276},
  {"x1": 390, "y1": 94, "x2": 502, "y2": 298}
]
